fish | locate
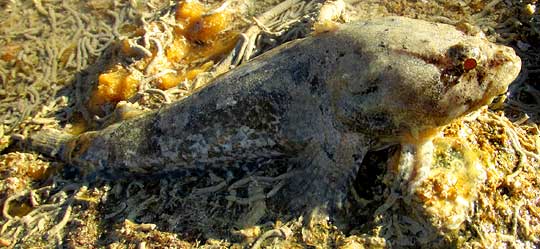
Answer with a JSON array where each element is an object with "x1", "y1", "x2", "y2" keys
[{"x1": 26, "y1": 16, "x2": 521, "y2": 219}]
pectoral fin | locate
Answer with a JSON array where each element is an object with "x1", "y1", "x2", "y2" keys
[{"x1": 274, "y1": 133, "x2": 368, "y2": 223}]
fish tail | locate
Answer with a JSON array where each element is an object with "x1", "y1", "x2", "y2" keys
[{"x1": 26, "y1": 128, "x2": 74, "y2": 160}]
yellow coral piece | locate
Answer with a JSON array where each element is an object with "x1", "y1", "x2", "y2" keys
[
  {"x1": 187, "y1": 11, "x2": 232, "y2": 42},
  {"x1": 419, "y1": 137, "x2": 486, "y2": 228},
  {"x1": 176, "y1": 0, "x2": 206, "y2": 22},
  {"x1": 158, "y1": 61, "x2": 214, "y2": 90},
  {"x1": 1, "y1": 152, "x2": 53, "y2": 181},
  {"x1": 189, "y1": 33, "x2": 239, "y2": 61},
  {"x1": 175, "y1": 0, "x2": 232, "y2": 41},
  {"x1": 90, "y1": 0, "x2": 238, "y2": 112},
  {"x1": 99, "y1": 67, "x2": 138, "y2": 101},
  {"x1": 409, "y1": 130, "x2": 488, "y2": 231},
  {"x1": 158, "y1": 72, "x2": 185, "y2": 90},
  {"x1": 159, "y1": 1, "x2": 237, "y2": 89},
  {"x1": 89, "y1": 65, "x2": 139, "y2": 112},
  {"x1": 166, "y1": 37, "x2": 190, "y2": 63}
]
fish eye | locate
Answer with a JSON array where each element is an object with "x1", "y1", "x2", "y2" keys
[{"x1": 463, "y1": 58, "x2": 477, "y2": 71}]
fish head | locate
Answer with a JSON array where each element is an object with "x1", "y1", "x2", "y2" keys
[{"x1": 326, "y1": 17, "x2": 521, "y2": 140}]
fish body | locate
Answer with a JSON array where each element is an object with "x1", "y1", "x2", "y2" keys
[{"x1": 28, "y1": 16, "x2": 521, "y2": 214}]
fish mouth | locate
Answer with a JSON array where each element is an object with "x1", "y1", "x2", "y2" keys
[{"x1": 479, "y1": 46, "x2": 522, "y2": 107}]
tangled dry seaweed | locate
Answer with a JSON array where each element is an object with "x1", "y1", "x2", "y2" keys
[
  {"x1": 0, "y1": 0, "x2": 540, "y2": 248},
  {"x1": 0, "y1": 0, "x2": 157, "y2": 148},
  {"x1": 365, "y1": 108, "x2": 540, "y2": 248}
]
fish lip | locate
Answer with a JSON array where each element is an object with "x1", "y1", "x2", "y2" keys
[{"x1": 481, "y1": 49, "x2": 522, "y2": 105}]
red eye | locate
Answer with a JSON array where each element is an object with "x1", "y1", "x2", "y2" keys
[{"x1": 463, "y1": 58, "x2": 477, "y2": 71}]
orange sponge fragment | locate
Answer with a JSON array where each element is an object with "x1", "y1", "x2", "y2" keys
[{"x1": 89, "y1": 65, "x2": 139, "y2": 112}]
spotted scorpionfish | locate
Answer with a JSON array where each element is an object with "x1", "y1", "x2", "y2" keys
[{"x1": 27, "y1": 16, "x2": 521, "y2": 221}]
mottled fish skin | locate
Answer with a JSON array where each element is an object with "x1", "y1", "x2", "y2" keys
[{"x1": 27, "y1": 16, "x2": 521, "y2": 214}]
